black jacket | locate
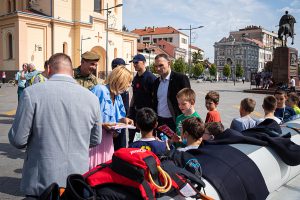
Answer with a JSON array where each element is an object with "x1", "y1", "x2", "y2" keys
[{"x1": 152, "y1": 71, "x2": 190, "y2": 121}]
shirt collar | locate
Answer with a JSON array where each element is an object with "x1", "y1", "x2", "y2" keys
[
  {"x1": 50, "y1": 74, "x2": 73, "y2": 79},
  {"x1": 160, "y1": 71, "x2": 171, "y2": 81}
]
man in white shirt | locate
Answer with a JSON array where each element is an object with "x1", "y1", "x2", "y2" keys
[
  {"x1": 290, "y1": 76, "x2": 296, "y2": 92},
  {"x1": 152, "y1": 54, "x2": 190, "y2": 131}
]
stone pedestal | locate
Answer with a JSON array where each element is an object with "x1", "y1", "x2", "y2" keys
[{"x1": 273, "y1": 47, "x2": 298, "y2": 86}]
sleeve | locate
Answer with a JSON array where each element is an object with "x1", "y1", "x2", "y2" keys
[
  {"x1": 8, "y1": 89, "x2": 34, "y2": 149},
  {"x1": 205, "y1": 113, "x2": 212, "y2": 123},
  {"x1": 15, "y1": 72, "x2": 19, "y2": 81},
  {"x1": 230, "y1": 119, "x2": 238, "y2": 131},
  {"x1": 182, "y1": 75, "x2": 191, "y2": 88},
  {"x1": 89, "y1": 99, "x2": 102, "y2": 147}
]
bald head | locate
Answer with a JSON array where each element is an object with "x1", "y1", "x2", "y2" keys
[{"x1": 48, "y1": 53, "x2": 73, "y2": 77}]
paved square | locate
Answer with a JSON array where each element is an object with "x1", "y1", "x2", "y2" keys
[{"x1": 0, "y1": 81, "x2": 266, "y2": 199}]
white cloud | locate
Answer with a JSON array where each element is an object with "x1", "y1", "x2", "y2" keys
[{"x1": 123, "y1": 0, "x2": 300, "y2": 61}]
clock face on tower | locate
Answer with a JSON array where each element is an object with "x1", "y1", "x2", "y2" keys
[{"x1": 290, "y1": 53, "x2": 297, "y2": 66}]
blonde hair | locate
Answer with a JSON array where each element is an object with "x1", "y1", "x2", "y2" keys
[
  {"x1": 176, "y1": 88, "x2": 196, "y2": 104},
  {"x1": 105, "y1": 66, "x2": 133, "y2": 95}
]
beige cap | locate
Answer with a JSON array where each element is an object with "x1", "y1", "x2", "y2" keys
[{"x1": 81, "y1": 51, "x2": 100, "y2": 61}]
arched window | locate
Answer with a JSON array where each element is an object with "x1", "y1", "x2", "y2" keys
[
  {"x1": 12, "y1": 0, "x2": 16, "y2": 11},
  {"x1": 7, "y1": 0, "x2": 11, "y2": 13},
  {"x1": 7, "y1": 33, "x2": 13, "y2": 59},
  {"x1": 63, "y1": 42, "x2": 68, "y2": 54},
  {"x1": 94, "y1": 0, "x2": 102, "y2": 13}
]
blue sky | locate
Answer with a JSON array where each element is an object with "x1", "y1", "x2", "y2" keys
[{"x1": 123, "y1": 0, "x2": 300, "y2": 61}]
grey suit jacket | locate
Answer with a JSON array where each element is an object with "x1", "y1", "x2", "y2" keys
[{"x1": 8, "y1": 75, "x2": 102, "y2": 196}]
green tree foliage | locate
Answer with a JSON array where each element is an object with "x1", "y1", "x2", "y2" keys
[
  {"x1": 209, "y1": 64, "x2": 217, "y2": 77},
  {"x1": 235, "y1": 64, "x2": 244, "y2": 78},
  {"x1": 192, "y1": 51, "x2": 203, "y2": 65},
  {"x1": 149, "y1": 63, "x2": 157, "y2": 74},
  {"x1": 223, "y1": 64, "x2": 231, "y2": 78},
  {"x1": 173, "y1": 57, "x2": 187, "y2": 73},
  {"x1": 192, "y1": 62, "x2": 205, "y2": 77}
]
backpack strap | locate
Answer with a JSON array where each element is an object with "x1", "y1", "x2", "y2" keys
[{"x1": 143, "y1": 156, "x2": 160, "y2": 185}]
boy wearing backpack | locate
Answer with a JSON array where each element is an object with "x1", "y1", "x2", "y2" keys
[{"x1": 129, "y1": 107, "x2": 167, "y2": 155}]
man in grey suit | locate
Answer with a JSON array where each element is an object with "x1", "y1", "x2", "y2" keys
[{"x1": 8, "y1": 53, "x2": 102, "y2": 198}]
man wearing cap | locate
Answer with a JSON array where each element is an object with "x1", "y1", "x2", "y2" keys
[
  {"x1": 128, "y1": 54, "x2": 157, "y2": 143},
  {"x1": 74, "y1": 51, "x2": 100, "y2": 90}
]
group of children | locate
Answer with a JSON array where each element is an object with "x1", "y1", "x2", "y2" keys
[
  {"x1": 129, "y1": 88, "x2": 223, "y2": 154},
  {"x1": 129, "y1": 88, "x2": 300, "y2": 156}
]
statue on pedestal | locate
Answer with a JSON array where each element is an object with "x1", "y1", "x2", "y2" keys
[{"x1": 278, "y1": 11, "x2": 296, "y2": 46}]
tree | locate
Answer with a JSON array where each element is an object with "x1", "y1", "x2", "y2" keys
[
  {"x1": 149, "y1": 63, "x2": 157, "y2": 74},
  {"x1": 235, "y1": 64, "x2": 244, "y2": 78},
  {"x1": 172, "y1": 57, "x2": 187, "y2": 73},
  {"x1": 223, "y1": 64, "x2": 231, "y2": 78},
  {"x1": 192, "y1": 62, "x2": 204, "y2": 77},
  {"x1": 191, "y1": 50, "x2": 203, "y2": 65},
  {"x1": 209, "y1": 64, "x2": 217, "y2": 77}
]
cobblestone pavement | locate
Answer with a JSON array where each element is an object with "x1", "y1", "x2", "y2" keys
[{"x1": 0, "y1": 81, "x2": 265, "y2": 199}]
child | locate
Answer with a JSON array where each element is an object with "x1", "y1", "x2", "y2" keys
[
  {"x1": 129, "y1": 107, "x2": 167, "y2": 155},
  {"x1": 274, "y1": 90, "x2": 296, "y2": 122},
  {"x1": 230, "y1": 98, "x2": 257, "y2": 132},
  {"x1": 175, "y1": 88, "x2": 201, "y2": 137},
  {"x1": 205, "y1": 91, "x2": 221, "y2": 123},
  {"x1": 178, "y1": 117, "x2": 205, "y2": 151},
  {"x1": 257, "y1": 96, "x2": 281, "y2": 124},
  {"x1": 203, "y1": 122, "x2": 225, "y2": 141},
  {"x1": 286, "y1": 92, "x2": 300, "y2": 114}
]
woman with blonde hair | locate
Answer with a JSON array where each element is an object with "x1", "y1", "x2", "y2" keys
[{"x1": 89, "y1": 66, "x2": 134, "y2": 168}]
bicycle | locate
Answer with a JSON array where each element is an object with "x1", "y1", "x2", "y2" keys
[{"x1": 0, "y1": 79, "x2": 16, "y2": 88}]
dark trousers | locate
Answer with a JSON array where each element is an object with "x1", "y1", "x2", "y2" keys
[
  {"x1": 158, "y1": 116, "x2": 176, "y2": 132},
  {"x1": 113, "y1": 129, "x2": 127, "y2": 151}
]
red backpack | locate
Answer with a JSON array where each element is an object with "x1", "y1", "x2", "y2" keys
[{"x1": 84, "y1": 148, "x2": 174, "y2": 199}]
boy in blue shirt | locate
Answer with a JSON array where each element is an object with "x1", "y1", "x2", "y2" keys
[
  {"x1": 129, "y1": 108, "x2": 167, "y2": 155},
  {"x1": 274, "y1": 90, "x2": 296, "y2": 123}
]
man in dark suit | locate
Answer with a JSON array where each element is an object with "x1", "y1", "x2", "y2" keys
[{"x1": 152, "y1": 53, "x2": 190, "y2": 131}]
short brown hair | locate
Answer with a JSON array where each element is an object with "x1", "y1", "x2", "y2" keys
[
  {"x1": 263, "y1": 96, "x2": 277, "y2": 112},
  {"x1": 182, "y1": 117, "x2": 204, "y2": 140},
  {"x1": 274, "y1": 90, "x2": 287, "y2": 96},
  {"x1": 240, "y1": 98, "x2": 256, "y2": 113},
  {"x1": 205, "y1": 91, "x2": 219, "y2": 104},
  {"x1": 154, "y1": 53, "x2": 170, "y2": 61},
  {"x1": 288, "y1": 92, "x2": 299, "y2": 104},
  {"x1": 105, "y1": 66, "x2": 133, "y2": 95},
  {"x1": 176, "y1": 88, "x2": 196, "y2": 104},
  {"x1": 205, "y1": 122, "x2": 224, "y2": 137}
]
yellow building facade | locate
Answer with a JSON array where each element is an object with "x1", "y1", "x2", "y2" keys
[{"x1": 0, "y1": 0, "x2": 138, "y2": 79}]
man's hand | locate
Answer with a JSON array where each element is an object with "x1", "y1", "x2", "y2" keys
[{"x1": 120, "y1": 117, "x2": 134, "y2": 125}]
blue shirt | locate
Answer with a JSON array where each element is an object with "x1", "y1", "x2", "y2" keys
[
  {"x1": 274, "y1": 106, "x2": 296, "y2": 123},
  {"x1": 15, "y1": 71, "x2": 26, "y2": 88},
  {"x1": 230, "y1": 115, "x2": 257, "y2": 132},
  {"x1": 129, "y1": 138, "x2": 167, "y2": 155},
  {"x1": 157, "y1": 72, "x2": 172, "y2": 118},
  {"x1": 91, "y1": 84, "x2": 126, "y2": 123}
]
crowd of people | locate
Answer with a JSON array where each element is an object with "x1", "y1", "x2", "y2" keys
[{"x1": 7, "y1": 51, "x2": 300, "y2": 198}]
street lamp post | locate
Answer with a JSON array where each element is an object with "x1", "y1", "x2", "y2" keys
[
  {"x1": 101, "y1": 3, "x2": 123, "y2": 79},
  {"x1": 178, "y1": 25, "x2": 204, "y2": 76},
  {"x1": 80, "y1": 36, "x2": 91, "y2": 56}
]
